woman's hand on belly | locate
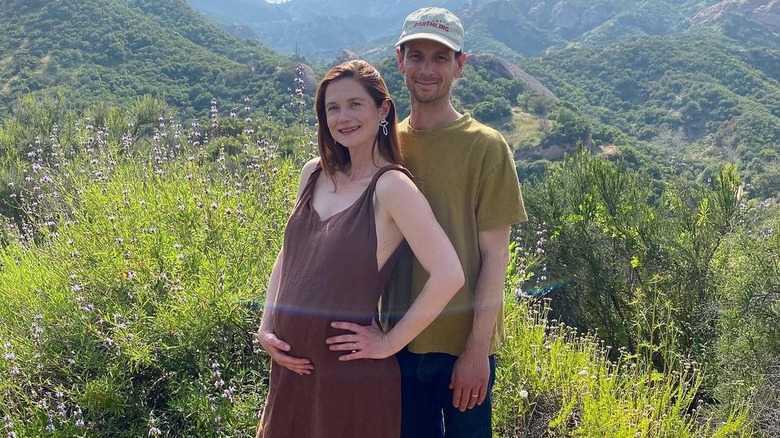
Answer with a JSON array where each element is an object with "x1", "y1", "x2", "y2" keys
[{"x1": 256, "y1": 330, "x2": 315, "y2": 375}]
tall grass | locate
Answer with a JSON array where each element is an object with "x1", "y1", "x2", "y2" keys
[
  {"x1": 494, "y1": 299, "x2": 752, "y2": 437},
  {"x1": 0, "y1": 105, "x2": 302, "y2": 436}
]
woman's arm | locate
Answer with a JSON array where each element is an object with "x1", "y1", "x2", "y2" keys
[
  {"x1": 326, "y1": 170, "x2": 464, "y2": 359},
  {"x1": 255, "y1": 158, "x2": 320, "y2": 374}
]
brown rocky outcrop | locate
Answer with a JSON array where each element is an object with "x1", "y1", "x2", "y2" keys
[
  {"x1": 692, "y1": 0, "x2": 780, "y2": 32},
  {"x1": 468, "y1": 53, "x2": 558, "y2": 99},
  {"x1": 328, "y1": 49, "x2": 360, "y2": 69}
]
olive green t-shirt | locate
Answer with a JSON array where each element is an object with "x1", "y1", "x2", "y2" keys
[{"x1": 384, "y1": 114, "x2": 527, "y2": 356}]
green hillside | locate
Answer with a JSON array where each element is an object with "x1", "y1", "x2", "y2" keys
[
  {"x1": 0, "y1": 0, "x2": 294, "y2": 122},
  {"x1": 4, "y1": 0, "x2": 777, "y2": 200},
  {"x1": 521, "y1": 23, "x2": 780, "y2": 198}
]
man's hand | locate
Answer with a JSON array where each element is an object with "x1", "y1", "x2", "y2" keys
[
  {"x1": 449, "y1": 348, "x2": 490, "y2": 411},
  {"x1": 256, "y1": 330, "x2": 314, "y2": 375}
]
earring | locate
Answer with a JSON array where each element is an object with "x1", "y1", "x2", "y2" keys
[{"x1": 379, "y1": 118, "x2": 388, "y2": 136}]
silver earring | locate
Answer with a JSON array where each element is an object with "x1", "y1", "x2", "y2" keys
[{"x1": 379, "y1": 118, "x2": 388, "y2": 136}]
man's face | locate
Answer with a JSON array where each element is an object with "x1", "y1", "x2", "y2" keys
[{"x1": 397, "y1": 39, "x2": 465, "y2": 106}]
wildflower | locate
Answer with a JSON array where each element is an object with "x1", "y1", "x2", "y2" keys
[
  {"x1": 148, "y1": 427, "x2": 161, "y2": 437},
  {"x1": 519, "y1": 389, "x2": 529, "y2": 399}
]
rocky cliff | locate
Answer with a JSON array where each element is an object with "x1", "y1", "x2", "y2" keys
[{"x1": 692, "y1": 0, "x2": 780, "y2": 32}]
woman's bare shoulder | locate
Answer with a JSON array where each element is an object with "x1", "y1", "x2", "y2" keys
[{"x1": 375, "y1": 168, "x2": 419, "y2": 206}]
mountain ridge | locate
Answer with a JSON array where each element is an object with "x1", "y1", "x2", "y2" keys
[{"x1": 0, "y1": 0, "x2": 294, "y2": 121}]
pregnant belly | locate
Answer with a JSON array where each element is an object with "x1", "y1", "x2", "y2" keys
[{"x1": 271, "y1": 284, "x2": 378, "y2": 356}]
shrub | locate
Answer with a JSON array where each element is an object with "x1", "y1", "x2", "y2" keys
[{"x1": 0, "y1": 104, "x2": 301, "y2": 436}]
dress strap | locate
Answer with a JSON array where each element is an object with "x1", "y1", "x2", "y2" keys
[
  {"x1": 294, "y1": 162, "x2": 323, "y2": 209},
  {"x1": 367, "y1": 164, "x2": 413, "y2": 194},
  {"x1": 365, "y1": 164, "x2": 414, "y2": 263}
]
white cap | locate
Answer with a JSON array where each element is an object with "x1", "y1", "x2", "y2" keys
[{"x1": 396, "y1": 7, "x2": 465, "y2": 52}]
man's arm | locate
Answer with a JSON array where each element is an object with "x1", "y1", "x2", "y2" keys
[{"x1": 449, "y1": 225, "x2": 511, "y2": 411}]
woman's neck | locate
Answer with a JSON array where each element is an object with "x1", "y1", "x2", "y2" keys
[{"x1": 343, "y1": 144, "x2": 389, "y2": 181}]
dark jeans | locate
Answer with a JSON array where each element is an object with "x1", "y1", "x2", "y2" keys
[{"x1": 396, "y1": 348, "x2": 497, "y2": 438}]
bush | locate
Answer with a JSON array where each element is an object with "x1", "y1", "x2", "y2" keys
[
  {"x1": 712, "y1": 206, "x2": 780, "y2": 437},
  {"x1": 0, "y1": 104, "x2": 301, "y2": 436}
]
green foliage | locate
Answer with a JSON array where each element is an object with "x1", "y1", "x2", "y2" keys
[
  {"x1": 493, "y1": 300, "x2": 753, "y2": 437},
  {"x1": 473, "y1": 98, "x2": 512, "y2": 123},
  {"x1": 523, "y1": 147, "x2": 655, "y2": 349},
  {"x1": 522, "y1": 149, "x2": 745, "y2": 385},
  {"x1": 712, "y1": 206, "x2": 780, "y2": 435},
  {"x1": 0, "y1": 95, "x2": 313, "y2": 436},
  {"x1": 541, "y1": 105, "x2": 591, "y2": 147},
  {"x1": 522, "y1": 28, "x2": 780, "y2": 198},
  {"x1": 0, "y1": 0, "x2": 294, "y2": 123}
]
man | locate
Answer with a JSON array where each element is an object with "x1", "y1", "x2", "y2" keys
[{"x1": 386, "y1": 7, "x2": 527, "y2": 438}]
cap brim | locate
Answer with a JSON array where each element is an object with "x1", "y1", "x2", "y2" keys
[{"x1": 396, "y1": 33, "x2": 461, "y2": 52}]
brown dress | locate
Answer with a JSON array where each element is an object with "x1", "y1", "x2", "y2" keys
[{"x1": 258, "y1": 164, "x2": 409, "y2": 438}]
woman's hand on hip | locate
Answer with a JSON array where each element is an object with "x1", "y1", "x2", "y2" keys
[{"x1": 326, "y1": 321, "x2": 397, "y2": 361}]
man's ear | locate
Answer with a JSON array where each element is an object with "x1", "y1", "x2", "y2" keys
[
  {"x1": 455, "y1": 52, "x2": 467, "y2": 78},
  {"x1": 396, "y1": 47, "x2": 405, "y2": 74}
]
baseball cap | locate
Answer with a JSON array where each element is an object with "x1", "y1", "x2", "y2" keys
[{"x1": 396, "y1": 7, "x2": 465, "y2": 52}]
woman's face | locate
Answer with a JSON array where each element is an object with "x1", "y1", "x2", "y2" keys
[{"x1": 324, "y1": 78, "x2": 388, "y2": 151}]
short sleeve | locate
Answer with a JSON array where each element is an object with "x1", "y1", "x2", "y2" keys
[{"x1": 475, "y1": 140, "x2": 527, "y2": 231}]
